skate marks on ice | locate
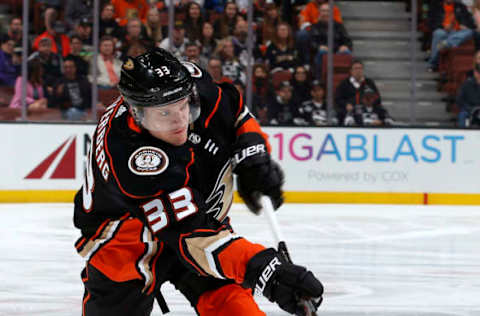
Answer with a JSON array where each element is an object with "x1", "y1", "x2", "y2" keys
[{"x1": 0, "y1": 203, "x2": 479, "y2": 315}]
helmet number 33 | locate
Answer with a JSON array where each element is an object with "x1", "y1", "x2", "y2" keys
[{"x1": 154, "y1": 66, "x2": 171, "y2": 77}]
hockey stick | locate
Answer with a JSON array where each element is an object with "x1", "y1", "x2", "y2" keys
[{"x1": 260, "y1": 196, "x2": 320, "y2": 316}]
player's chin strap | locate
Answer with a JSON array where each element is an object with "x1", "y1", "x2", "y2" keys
[{"x1": 260, "y1": 196, "x2": 321, "y2": 316}]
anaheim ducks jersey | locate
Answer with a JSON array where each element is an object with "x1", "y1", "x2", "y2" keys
[{"x1": 73, "y1": 63, "x2": 269, "y2": 238}]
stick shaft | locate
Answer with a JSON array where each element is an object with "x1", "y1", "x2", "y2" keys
[{"x1": 260, "y1": 196, "x2": 284, "y2": 244}]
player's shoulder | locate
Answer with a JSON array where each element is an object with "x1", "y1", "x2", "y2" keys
[
  {"x1": 95, "y1": 98, "x2": 188, "y2": 198},
  {"x1": 182, "y1": 61, "x2": 240, "y2": 118}
]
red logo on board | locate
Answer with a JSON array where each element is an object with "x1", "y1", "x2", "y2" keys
[{"x1": 25, "y1": 136, "x2": 76, "y2": 179}]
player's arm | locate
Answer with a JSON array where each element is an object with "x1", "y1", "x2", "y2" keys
[{"x1": 222, "y1": 83, "x2": 284, "y2": 214}]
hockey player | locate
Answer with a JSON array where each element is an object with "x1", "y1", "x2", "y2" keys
[{"x1": 73, "y1": 48, "x2": 323, "y2": 316}]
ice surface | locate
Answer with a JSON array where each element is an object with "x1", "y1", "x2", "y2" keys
[{"x1": 1, "y1": 203, "x2": 479, "y2": 316}]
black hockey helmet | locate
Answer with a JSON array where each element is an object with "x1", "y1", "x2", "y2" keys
[{"x1": 118, "y1": 48, "x2": 200, "y2": 128}]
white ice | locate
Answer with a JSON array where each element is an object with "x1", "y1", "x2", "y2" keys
[{"x1": 1, "y1": 203, "x2": 480, "y2": 316}]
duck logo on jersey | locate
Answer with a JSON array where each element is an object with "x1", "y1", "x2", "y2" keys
[
  {"x1": 128, "y1": 146, "x2": 169, "y2": 176},
  {"x1": 205, "y1": 161, "x2": 234, "y2": 222}
]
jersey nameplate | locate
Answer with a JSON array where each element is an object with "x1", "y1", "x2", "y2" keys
[{"x1": 128, "y1": 146, "x2": 169, "y2": 176}]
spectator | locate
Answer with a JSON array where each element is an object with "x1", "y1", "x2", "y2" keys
[
  {"x1": 199, "y1": 22, "x2": 218, "y2": 59},
  {"x1": 296, "y1": 0, "x2": 343, "y2": 63},
  {"x1": 111, "y1": 0, "x2": 149, "y2": 26},
  {"x1": 159, "y1": 21, "x2": 189, "y2": 60},
  {"x1": 27, "y1": 37, "x2": 62, "y2": 91},
  {"x1": 465, "y1": 49, "x2": 480, "y2": 77},
  {"x1": 295, "y1": 80, "x2": 333, "y2": 126},
  {"x1": 33, "y1": 20, "x2": 71, "y2": 58},
  {"x1": 72, "y1": 18, "x2": 93, "y2": 48},
  {"x1": 119, "y1": 18, "x2": 154, "y2": 60},
  {"x1": 54, "y1": 57, "x2": 91, "y2": 120},
  {"x1": 5, "y1": 17, "x2": 23, "y2": 48},
  {"x1": 471, "y1": 0, "x2": 480, "y2": 49},
  {"x1": 427, "y1": 0, "x2": 475, "y2": 71},
  {"x1": 66, "y1": 35, "x2": 89, "y2": 77},
  {"x1": 265, "y1": 22, "x2": 299, "y2": 73},
  {"x1": 9, "y1": 59, "x2": 47, "y2": 110},
  {"x1": 232, "y1": 18, "x2": 256, "y2": 69},
  {"x1": 251, "y1": 63, "x2": 271, "y2": 124},
  {"x1": 298, "y1": 0, "x2": 343, "y2": 29},
  {"x1": 257, "y1": 3, "x2": 282, "y2": 46},
  {"x1": 99, "y1": 3, "x2": 123, "y2": 40},
  {"x1": 267, "y1": 81, "x2": 298, "y2": 125},
  {"x1": 291, "y1": 65, "x2": 311, "y2": 104},
  {"x1": 456, "y1": 62, "x2": 480, "y2": 126},
  {"x1": 184, "y1": 2, "x2": 205, "y2": 42},
  {"x1": 215, "y1": 36, "x2": 246, "y2": 84},
  {"x1": 42, "y1": 6, "x2": 59, "y2": 34},
  {"x1": 335, "y1": 60, "x2": 391, "y2": 125},
  {"x1": 311, "y1": 3, "x2": 352, "y2": 79},
  {"x1": 206, "y1": 56, "x2": 232, "y2": 83},
  {"x1": 0, "y1": 35, "x2": 20, "y2": 87},
  {"x1": 89, "y1": 36, "x2": 122, "y2": 89},
  {"x1": 214, "y1": 1, "x2": 240, "y2": 39},
  {"x1": 144, "y1": 7, "x2": 163, "y2": 46},
  {"x1": 65, "y1": 0, "x2": 93, "y2": 31},
  {"x1": 183, "y1": 41, "x2": 207, "y2": 68}
]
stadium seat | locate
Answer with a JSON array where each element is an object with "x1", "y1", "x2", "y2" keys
[
  {"x1": 321, "y1": 54, "x2": 353, "y2": 82},
  {"x1": 271, "y1": 70, "x2": 292, "y2": 90}
]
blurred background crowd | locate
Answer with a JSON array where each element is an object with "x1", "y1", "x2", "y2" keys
[{"x1": 0, "y1": 0, "x2": 480, "y2": 127}]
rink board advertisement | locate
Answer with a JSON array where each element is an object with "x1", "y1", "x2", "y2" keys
[{"x1": 0, "y1": 123, "x2": 479, "y2": 204}]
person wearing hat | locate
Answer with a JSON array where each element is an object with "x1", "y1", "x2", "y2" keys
[
  {"x1": 32, "y1": 20, "x2": 71, "y2": 57},
  {"x1": 159, "y1": 20, "x2": 190, "y2": 60},
  {"x1": 27, "y1": 37, "x2": 62, "y2": 92},
  {"x1": 294, "y1": 80, "x2": 337, "y2": 126},
  {"x1": 72, "y1": 17, "x2": 93, "y2": 47},
  {"x1": 266, "y1": 81, "x2": 299, "y2": 125}
]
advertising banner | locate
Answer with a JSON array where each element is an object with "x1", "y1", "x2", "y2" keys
[
  {"x1": 262, "y1": 127, "x2": 480, "y2": 194},
  {"x1": 1, "y1": 124, "x2": 479, "y2": 202}
]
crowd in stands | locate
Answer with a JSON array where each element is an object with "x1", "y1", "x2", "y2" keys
[
  {"x1": 419, "y1": 0, "x2": 480, "y2": 126},
  {"x1": 3, "y1": 0, "x2": 479, "y2": 127}
]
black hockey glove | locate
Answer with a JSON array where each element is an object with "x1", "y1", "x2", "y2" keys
[
  {"x1": 243, "y1": 248, "x2": 323, "y2": 316},
  {"x1": 233, "y1": 133, "x2": 284, "y2": 214}
]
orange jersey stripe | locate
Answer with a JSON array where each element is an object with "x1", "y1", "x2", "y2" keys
[
  {"x1": 235, "y1": 91, "x2": 244, "y2": 118},
  {"x1": 183, "y1": 148, "x2": 195, "y2": 186},
  {"x1": 236, "y1": 118, "x2": 272, "y2": 153},
  {"x1": 205, "y1": 87, "x2": 222, "y2": 128}
]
